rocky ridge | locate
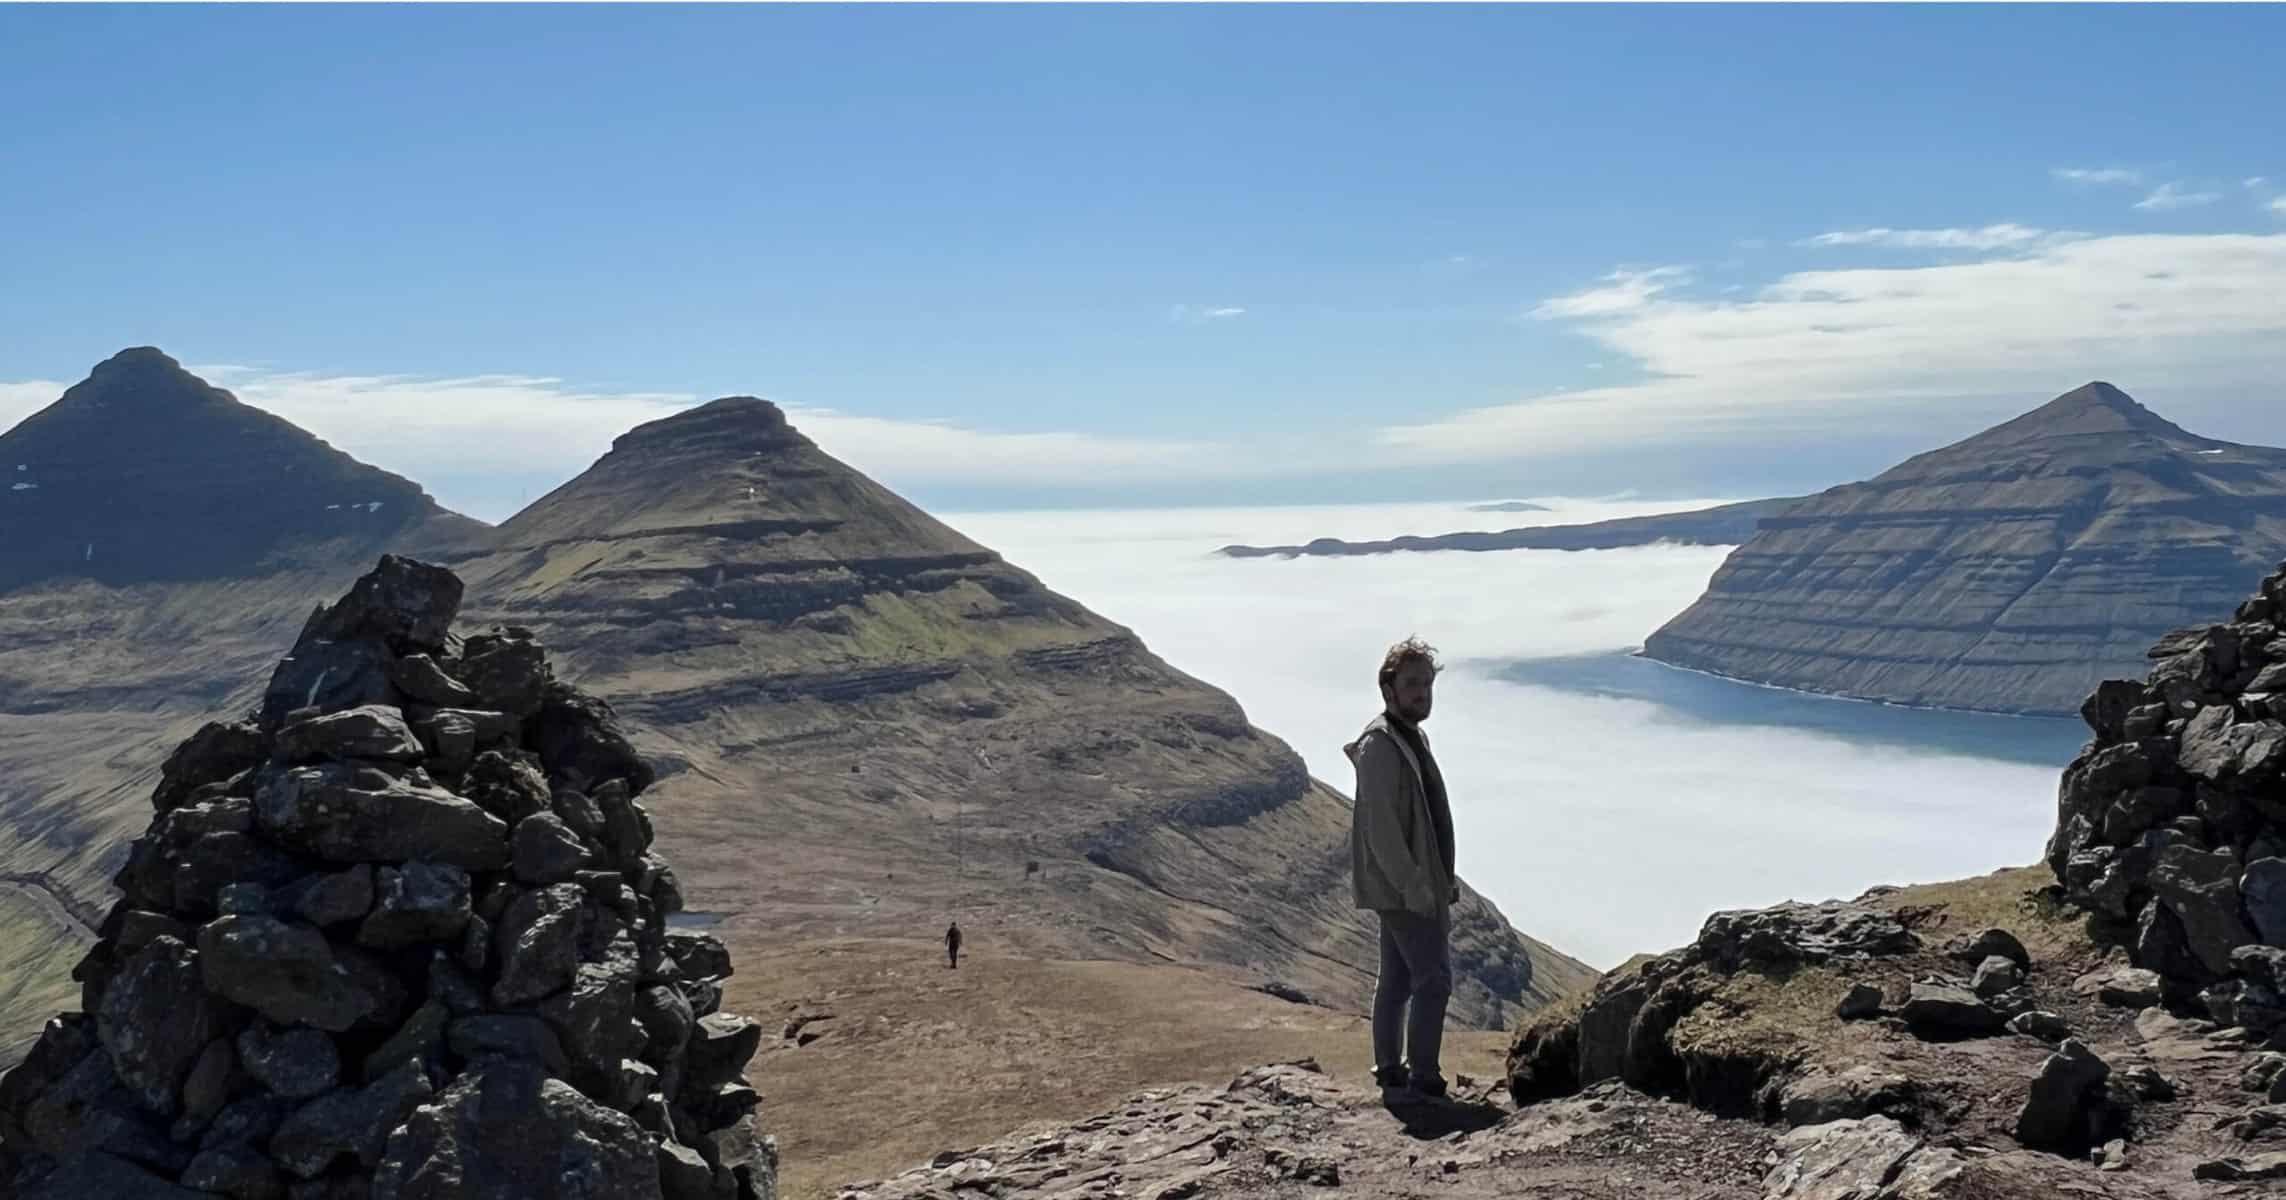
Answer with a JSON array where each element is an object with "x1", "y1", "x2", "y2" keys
[
  {"x1": 0, "y1": 556, "x2": 773, "y2": 1199},
  {"x1": 2048, "y1": 561, "x2": 2286, "y2": 1045},
  {"x1": 1644, "y1": 383, "x2": 2286, "y2": 716}
]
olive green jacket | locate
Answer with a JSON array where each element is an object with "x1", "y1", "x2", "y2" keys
[{"x1": 1344, "y1": 715, "x2": 1455, "y2": 916}]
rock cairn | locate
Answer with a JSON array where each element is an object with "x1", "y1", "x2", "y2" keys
[
  {"x1": 2050, "y1": 561, "x2": 2286, "y2": 1046},
  {"x1": 0, "y1": 556, "x2": 773, "y2": 1199}
]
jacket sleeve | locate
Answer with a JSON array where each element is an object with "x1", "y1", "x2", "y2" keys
[{"x1": 1353, "y1": 734, "x2": 1440, "y2": 915}]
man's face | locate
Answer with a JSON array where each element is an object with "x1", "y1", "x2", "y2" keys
[{"x1": 1382, "y1": 661, "x2": 1436, "y2": 724}]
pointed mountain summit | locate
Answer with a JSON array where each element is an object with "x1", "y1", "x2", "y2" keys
[
  {"x1": 0, "y1": 348, "x2": 481, "y2": 591},
  {"x1": 1644, "y1": 382, "x2": 2286, "y2": 714},
  {"x1": 451, "y1": 395, "x2": 1593, "y2": 1025}
]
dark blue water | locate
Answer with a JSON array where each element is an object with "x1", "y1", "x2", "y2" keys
[{"x1": 1491, "y1": 652, "x2": 2089, "y2": 768}]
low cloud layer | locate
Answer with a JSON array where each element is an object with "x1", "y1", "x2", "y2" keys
[{"x1": 953, "y1": 500, "x2": 2069, "y2": 969}]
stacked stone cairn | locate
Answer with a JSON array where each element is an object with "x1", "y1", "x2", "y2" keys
[
  {"x1": 2051, "y1": 561, "x2": 2286, "y2": 1047},
  {"x1": 0, "y1": 556, "x2": 774, "y2": 1199}
]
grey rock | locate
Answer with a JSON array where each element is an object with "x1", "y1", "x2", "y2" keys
[
  {"x1": 457, "y1": 628, "x2": 550, "y2": 719},
  {"x1": 446, "y1": 1015, "x2": 571, "y2": 1076},
  {"x1": 199, "y1": 915, "x2": 391, "y2": 1031},
  {"x1": 2194, "y1": 1153, "x2": 2286, "y2": 1181},
  {"x1": 260, "y1": 638, "x2": 398, "y2": 730},
  {"x1": 2180, "y1": 706, "x2": 2286, "y2": 781},
  {"x1": 1901, "y1": 982, "x2": 2007, "y2": 1036},
  {"x1": 666, "y1": 929, "x2": 735, "y2": 983},
  {"x1": 529, "y1": 681, "x2": 655, "y2": 794},
  {"x1": 153, "y1": 720, "x2": 267, "y2": 813},
  {"x1": 364, "y1": 1001, "x2": 449, "y2": 1082},
  {"x1": 182, "y1": 1144, "x2": 290, "y2": 1200},
  {"x1": 218, "y1": 881, "x2": 272, "y2": 915},
  {"x1": 1972, "y1": 955, "x2": 2024, "y2": 998},
  {"x1": 1694, "y1": 901, "x2": 1918, "y2": 971},
  {"x1": 1836, "y1": 983, "x2": 1883, "y2": 1020},
  {"x1": 658, "y1": 1137, "x2": 716, "y2": 1200},
  {"x1": 2120, "y1": 1064, "x2": 2176, "y2": 1100},
  {"x1": 277, "y1": 705, "x2": 426, "y2": 765},
  {"x1": 1944, "y1": 927, "x2": 2031, "y2": 971},
  {"x1": 389, "y1": 653, "x2": 475, "y2": 707},
  {"x1": 369, "y1": 1057, "x2": 661, "y2": 1200},
  {"x1": 237, "y1": 1024, "x2": 342, "y2": 1100},
  {"x1": 2149, "y1": 843, "x2": 2258, "y2": 977},
  {"x1": 2005, "y1": 1010, "x2": 2072, "y2": 1042},
  {"x1": 637, "y1": 983, "x2": 696, "y2": 1064},
  {"x1": 279, "y1": 864, "x2": 376, "y2": 927},
  {"x1": 511, "y1": 812, "x2": 590, "y2": 885},
  {"x1": 357, "y1": 861, "x2": 472, "y2": 949},
  {"x1": 538, "y1": 960, "x2": 643, "y2": 1094},
  {"x1": 254, "y1": 762, "x2": 510, "y2": 870},
  {"x1": 271, "y1": 1061, "x2": 434, "y2": 1179},
  {"x1": 96, "y1": 934, "x2": 225, "y2": 1116},
  {"x1": 200, "y1": 1095, "x2": 291, "y2": 1152},
  {"x1": 2014, "y1": 1038, "x2": 2110, "y2": 1151},
  {"x1": 491, "y1": 883, "x2": 587, "y2": 1006},
  {"x1": 2246, "y1": 857, "x2": 2286, "y2": 946},
  {"x1": 681, "y1": 1013, "x2": 762, "y2": 1099},
  {"x1": 17, "y1": 1151, "x2": 210, "y2": 1200},
  {"x1": 465, "y1": 750, "x2": 554, "y2": 825},
  {"x1": 2095, "y1": 967, "x2": 2164, "y2": 1008},
  {"x1": 181, "y1": 1037, "x2": 236, "y2": 1126}
]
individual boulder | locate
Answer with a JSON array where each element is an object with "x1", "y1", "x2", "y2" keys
[
  {"x1": 369, "y1": 1057, "x2": 660, "y2": 1199},
  {"x1": 2013, "y1": 1039, "x2": 2111, "y2": 1152},
  {"x1": 1901, "y1": 982, "x2": 2008, "y2": 1037},
  {"x1": 276, "y1": 706, "x2": 427, "y2": 765}
]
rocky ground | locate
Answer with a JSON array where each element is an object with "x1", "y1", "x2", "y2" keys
[
  {"x1": 841, "y1": 872, "x2": 2286, "y2": 1199},
  {"x1": 839, "y1": 1062, "x2": 1776, "y2": 1200}
]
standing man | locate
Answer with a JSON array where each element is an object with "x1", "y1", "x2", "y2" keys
[
  {"x1": 946, "y1": 921, "x2": 962, "y2": 970},
  {"x1": 1345, "y1": 637, "x2": 1458, "y2": 1102}
]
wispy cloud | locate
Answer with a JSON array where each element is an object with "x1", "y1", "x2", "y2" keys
[
  {"x1": 1169, "y1": 303, "x2": 1248, "y2": 324},
  {"x1": 2272, "y1": 196, "x2": 2286, "y2": 218},
  {"x1": 1801, "y1": 223, "x2": 2065, "y2": 251},
  {"x1": 2052, "y1": 166, "x2": 2143, "y2": 186},
  {"x1": 1378, "y1": 230, "x2": 2286, "y2": 464},
  {"x1": 2248, "y1": 177, "x2": 2271, "y2": 190},
  {"x1": 1531, "y1": 266, "x2": 1691, "y2": 319},
  {"x1": 2135, "y1": 182, "x2": 2221, "y2": 211}
]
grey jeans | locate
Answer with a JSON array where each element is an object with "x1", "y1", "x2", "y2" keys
[{"x1": 1372, "y1": 907, "x2": 1452, "y2": 1086}]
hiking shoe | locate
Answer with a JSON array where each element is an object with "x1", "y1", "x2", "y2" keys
[
  {"x1": 1372, "y1": 1065, "x2": 1409, "y2": 1090},
  {"x1": 1408, "y1": 1074, "x2": 1450, "y2": 1101}
]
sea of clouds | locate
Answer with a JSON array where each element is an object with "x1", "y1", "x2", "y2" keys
[{"x1": 948, "y1": 498, "x2": 2073, "y2": 970}]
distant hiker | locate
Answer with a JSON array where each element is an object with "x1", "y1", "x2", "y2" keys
[
  {"x1": 946, "y1": 921, "x2": 962, "y2": 969},
  {"x1": 1345, "y1": 637, "x2": 1458, "y2": 1102}
]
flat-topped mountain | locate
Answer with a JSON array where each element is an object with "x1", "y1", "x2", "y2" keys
[
  {"x1": 1219, "y1": 495, "x2": 1800, "y2": 559},
  {"x1": 445, "y1": 394, "x2": 1589, "y2": 1025},
  {"x1": 1643, "y1": 383, "x2": 2286, "y2": 715}
]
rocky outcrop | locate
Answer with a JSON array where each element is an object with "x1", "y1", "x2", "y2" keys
[
  {"x1": 0, "y1": 557, "x2": 772, "y2": 1199},
  {"x1": 1644, "y1": 383, "x2": 2286, "y2": 715},
  {"x1": 2049, "y1": 561, "x2": 2286, "y2": 1047},
  {"x1": 1217, "y1": 495, "x2": 1800, "y2": 558}
]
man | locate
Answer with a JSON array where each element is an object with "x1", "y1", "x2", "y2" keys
[
  {"x1": 946, "y1": 921, "x2": 962, "y2": 970},
  {"x1": 1345, "y1": 637, "x2": 1458, "y2": 1102}
]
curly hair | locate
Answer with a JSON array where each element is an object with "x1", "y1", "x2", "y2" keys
[{"x1": 1377, "y1": 636, "x2": 1441, "y2": 689}]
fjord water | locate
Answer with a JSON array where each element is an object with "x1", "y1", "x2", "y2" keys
[{"x1": 952, "y1": 499, "x2": 2082, "y2": 969}]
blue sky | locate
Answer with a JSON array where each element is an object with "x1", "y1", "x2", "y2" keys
[{"x1": 4, "y1": 4, "x2": 2285, "y2": 519}]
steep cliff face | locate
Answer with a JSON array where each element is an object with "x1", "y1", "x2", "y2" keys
[
  {"x1": 1644, "y1": 383, "x2": 2286, "y2": 715},
  {"x1": 447, "y1": 397, "x2": 1592, "y2": 1025}
]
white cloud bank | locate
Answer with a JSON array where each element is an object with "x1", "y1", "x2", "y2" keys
[
  {"x1": 2052, "y1": 166, "x2": 2143, "y2": 186},
  {"x1": 1381, "y1": 230, "x2": 2286, "y2": 464},
  {"x1": 954, "y1": 499, "x2": 2067, "y2": 968}
]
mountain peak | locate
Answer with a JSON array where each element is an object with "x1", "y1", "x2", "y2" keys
[
  {"x1": 610, "y1": 395, "x2": 808, "y2": 457},
  {"x1": 1974, "y1": 381, "x2": 2193, "y2": 445},
  {"x1": 1, "y1": 354, "x2": 470, "y2": 589}
]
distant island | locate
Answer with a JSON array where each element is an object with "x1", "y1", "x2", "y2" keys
[
  {"x1": 1216, "y1": 495, "x2": 1804, "y2": 559},
  {"x1": 1466, "y1": 500, "x2": 1552, "y2": 513}
]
